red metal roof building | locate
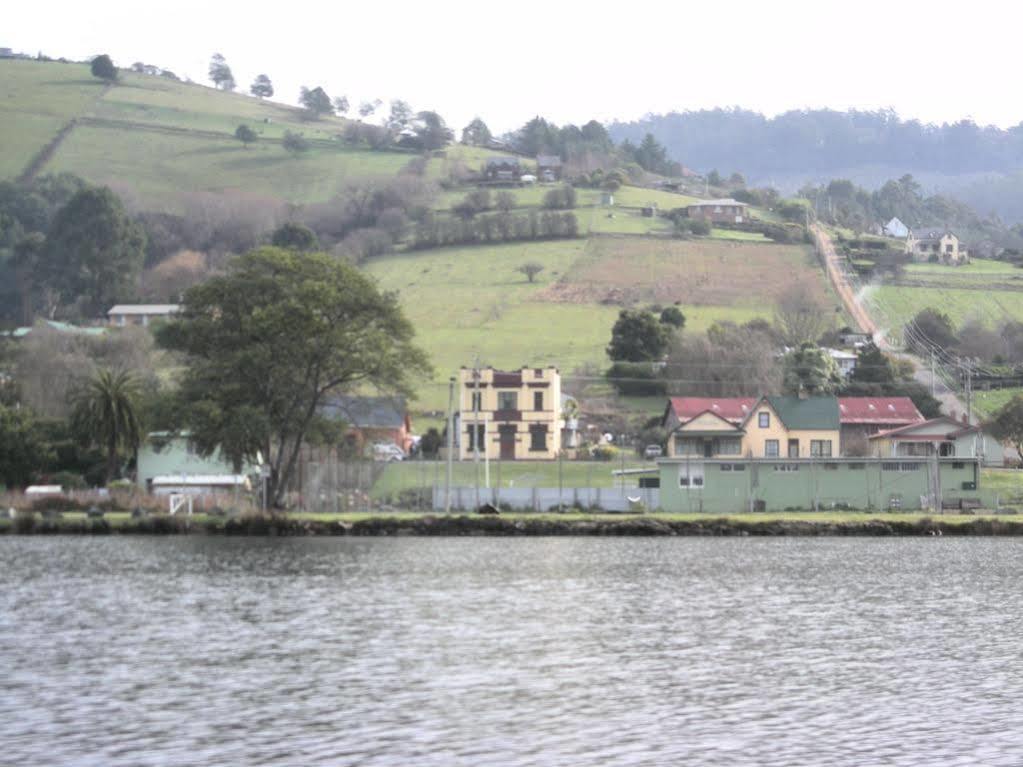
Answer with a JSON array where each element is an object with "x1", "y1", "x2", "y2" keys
[{"x1": 837, "y1": 397, "x2": 923, "y2": 431}]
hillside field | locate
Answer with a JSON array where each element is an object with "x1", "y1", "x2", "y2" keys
[
  {"x1": 367, "y1": 237, "x2": 843, "y2": 411},
  {"x1": 867, "y1": 259, "x2": 1023, "y2": 331}
]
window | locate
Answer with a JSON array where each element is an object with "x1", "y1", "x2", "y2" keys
[
  {"x1": 675, "y1": 437, "x2": 702, "y2": 457},
  {"x1": 824, "y1": 463, "x2": 839, "y2": 471},
  {"x1": 952, "y1": 461, "x2": 965, "y2": 469},
  {"x1": 533, "y1": 391, "x2": 543, "y2": 411},
  {"x1": 720, "y1": 464, "x2": 733, "y2": 472},
  {"x1": 773, "y1": 464, "x2": 800, "y2": 472},
  {"x1": 466, "y1": 424, "x2": 485, "y2": 452},
  {"x1": 759, "y1": 412, "x2": 770, "y2": 428},
  {"x1": 848, "y1": 463, "x2": 865, "y2": 470},
  {"x1": 470, "y1": 391, "x2": 482, "y2": 411},
  {"x1": 882, "y1": 462, "x2": 901, "y2": 472},
  {"x1": 529, "y1": 425, "x2": 547, "y2": 451},
  {"x1": 497, "y1": 391, "x2": 518, "y2": 411},
  {"x1": 718, "y1": 437, "x2": 741, "y2": 455},
  {"x1": 679, "y1": 464, "x2": 704, "y2": 489},
  {"x1": 900, "y1": 462, "x2": 923, "y2": 472},
  {"x1": 788, "y1": 439, "x2": 800, "y2": 458},
  {"x1": 765, "y1": 440, "x2": 780, "y2": 458},
  {"x1": 810, "y1": 440, "x2": 832, "y2": 458},
  {"x1": 731, "y1": 463, "x2": 746, "y2": 471}
]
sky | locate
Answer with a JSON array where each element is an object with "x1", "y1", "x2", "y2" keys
[{"x1": 6, "y1": 0, "x2": 1020, "y2": 134}]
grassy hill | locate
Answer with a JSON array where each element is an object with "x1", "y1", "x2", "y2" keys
[{"x1": 2, "y1": 57, "x2": 845, "y2": 422}]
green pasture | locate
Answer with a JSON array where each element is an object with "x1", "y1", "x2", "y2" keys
[
  {"x1": 973, "y1": 388, "x2": 1023, "y2": 419},
  {"x1": 868, "y1": 284, "x2": 1023, "y2": 329}
]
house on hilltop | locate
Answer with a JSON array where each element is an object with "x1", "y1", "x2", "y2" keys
[
  {"x1": 536, "y1": 155, "x2": 562, "y2": 182},
  {"x1": 882, "y1": 217, "x2": 909, "y2": 238},
  {"x1": 905, "y1": 227, "x2": 968, "y2": 264},
  {"x1": 686, "y1": 198, "x2": 748, "y2": 224},
  {"x1": 108, "y1": 304, "x2": 180, "y2": 327},
  {"x1": 484, "y1": 157, "x2": 522, "y2": 183}
]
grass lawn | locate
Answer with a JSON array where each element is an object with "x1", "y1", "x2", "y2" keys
[
  {"x1": 47, "y1": 124, "x2": 413, "y2": 207},
  {"x1": 708, "y1": 228, "x2": 771, "y2": 242},
  {"x1": 974, "y1": 388, "x2": 1023, "y2": 419}
]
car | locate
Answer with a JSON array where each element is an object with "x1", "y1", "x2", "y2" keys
[
  {"x1": 372, "y1": 443, "x2": 406, "y2": 462},
  {"x1": 643, "y1": 444, "x2": 663, "y2": 460}
]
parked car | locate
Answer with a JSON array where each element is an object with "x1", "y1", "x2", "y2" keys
[
  {"x1": 643, "y1": 444, "x2": 663, "y2": 460},
  {"x1": 372, "y1": 443, "x2": 406, "y2": 462}
]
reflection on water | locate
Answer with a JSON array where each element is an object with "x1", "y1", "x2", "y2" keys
[{"x1": 2, "y1": 537, "x2": 1023, "y2": 766}]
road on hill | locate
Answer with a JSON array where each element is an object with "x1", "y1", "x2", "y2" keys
[{"x1": 812, "y1": 224, "x2": 975, "y2": 422}]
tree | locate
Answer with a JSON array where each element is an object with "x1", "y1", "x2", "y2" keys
[
  {"x1": 607, "y1": 309, "x2": 671, "y2": 362},
  {"x1": 333, "y1": 95, "x2": 350, "y2": 116},
  {"x1": 0, "y1": 405, "x2": 51, "y2": 489},
  {"x1": 208, "y1": 53, "x2": 235, "y2": 91},
  {"x1": 774, "y1": 282, "x2": 829, "y2": 346},
  {"x1": 387, "y1": 100, "x2": 414, "y2": 133},
  {"x1": 707, "y1": 169, "x2": 722, "y2": 187},
  {"x1": 156, "y1": 247, "x2": 431, "y2": 507},
  {"x1": 988, "y1": 395, "x2": 1023, "y2": 463},
  {"x1": 70, "y1": 369, "x2": 143, "y2": 483},
  {"x1": 271, "y1": 222, "x2": 318, "y2": 251},
  {"x1": 495, "y1": 191, "x2": 516, "y2": 213},
  {"x1": 411, "y1": 110, "x2": 453, "y2": 150},
  {"x1": 90, "y1": 54, "x2": 117, "y2": 82},
  {"x1": 905, "y1": 308, "x2": 957, "y2": 354},
  {"x1": 659, "y1": 306, "x2": 686, "y2": 329},
  {"x1": 43, "y1": 186, "x2": 146, "y2": 318},
  {"x1": 358, "y1": 100, "x2": 381, "y2": 119},
  {"x1": 250, "y1": 74, "x2": 274, "y2": 99},
  {"x1": 782, "y1": 343, "x2": 842, "y2": 396},
  {"x1": 848, "y1": 342, "x2": 894, "y2": 384},
  {"x1": 282, "y1": 131, "x2": 309, "y2": 156},
  {"x1": 234, "y1": 124, "x2": 258, "y2": 148},
  {"x1": 299, "y1": 86, "x2": 333, "y2": 119},
  {"x1": 516, "y1": 262, "x2": 544, "y2": 283},
  {"x1": 461, "y1": 118, "x2": 492, "y2": 146}
]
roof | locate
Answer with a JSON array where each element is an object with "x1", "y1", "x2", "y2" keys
[
  {"x1": 321, "y1": 395, "x2": 407, "y2": 429},
  {"x1": 908, "y1": 226, "x2": 956, "y2": 241},
  {"x1": 536, "y1": 155, "x2": 562, "y2": 167},
  {"x1": 838, "y1": 397, "x2": 923, "y2": 425},
  {"x1": 6, "y1": 320, "x2": 107, "y2": 338},
  {"x1": 485, "y1": 156, "x2": 521, "y2": 166},
  {"x1": 108, "y1": 304, "x2": 180, "y2": 315},
  {"x1": 762, "y1": 396, "x2": 840, "y2": 430},
  {"x1": 687, "y1": 198, "x2": 747, "y2": 208},
  {"x1": 151, "y1": 474, "x2": 248, "y2": 486},
  {"x1": 869, "y1": 416, "x2": 979, "y2": 441},
  {"x1": 667, "y1": 397, "x2": 757, "y2": 425}
]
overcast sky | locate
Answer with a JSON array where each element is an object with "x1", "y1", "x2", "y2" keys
[{"x1": 7, "y1": 0, "x2": 1017, "y2": 134}]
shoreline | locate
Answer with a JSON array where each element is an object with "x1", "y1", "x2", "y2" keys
[{"x1": 4, "y1": 512, "x2": 1023, "y2": 537}]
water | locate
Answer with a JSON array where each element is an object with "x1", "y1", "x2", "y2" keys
[{"x1": 2, "y1": 537, "x2": 1023, "y2": 766}]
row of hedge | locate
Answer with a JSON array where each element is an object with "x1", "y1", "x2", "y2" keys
[{"x1": 412, "y1": 211, "x2": 579, "y2": 250}]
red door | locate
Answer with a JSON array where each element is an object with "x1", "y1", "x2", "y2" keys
[{"x1": 499, "y1": 425, "x2": 516, "y2": 460}]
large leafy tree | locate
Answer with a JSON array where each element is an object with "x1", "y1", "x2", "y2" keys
[
  {"x1": 607, "y1": 309, "x2": 672, "y2": 362},
  {"x1": 461, "y1": 118, "x2": 492, "y2": 146},
  {"x1": 782, "y1": 342, "x2": 843, "y2": 396},
  {"x1": 208, "y1": 53, "x2": 235, "y2": 91},
  {"x1": 299, "y1": 86, "x2": 333, "y2": 118},
  {"x1": 90, "y1": 54, "x2": 117, "y2": 82},
  {"x1": 43, "y1": 186, "x2": 146, "y2": 318},
  {"x1": 70, "y1": 369, "x2": 143, "y2": 483},
  {"x1": 989, "y1": 395, "x2": 1023, "y2": 463},
  {"x1": 250, "y1": 74, "x2": 274, "y2": 99},
  {"x1": 0, "y1": 405, "x2": 51, "y2": 489},
  {"x1": 156, "y1": 247, "x2": 431, "y2": 507}
]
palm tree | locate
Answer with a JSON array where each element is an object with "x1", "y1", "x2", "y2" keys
[{"x1": 71, "y1": 369, "x2": 143, "y2": 483}]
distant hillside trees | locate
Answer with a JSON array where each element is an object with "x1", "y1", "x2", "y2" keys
[
  {"x1": 208, "y1": 53, "x2": 235, "y2": 91},
  {"x1": 461, "y1": 118, "x2": 492, "y2": 146},
  {"x1": 300, "y1": 86, "x2": 333, "y2": 119},
  {"x1": 774, "y1": 282, "x2": 829, "y2": 346},
  {"x1": 387, "y1": 100, "x2": 414, "y2": 133},
  {"x1": 358, "y1": 100, "x2": 381, "y2": 119},
  {"x1": 271, "y1": 222, "x2": 318, "y2": 252},
  {"x1": 620, "y1": 133, "x2": 673, "y2": 175},
  {"x1": 516, "y1": 262, "x2": 544, "y2": 283},
  {"x1": 90, "y1": 54, "x2": 117, "y2": 82},
  {"x1": 234, "y1": 124, "x2": 258, "y2": 148},
  {"x1": 413, "y1": 210, "x2": 578, "y2": 250},
  {"x1": 607, "y1": 310, "x2": 671, "y2": 363},
  {"x1": 542, "y1": 186, "x2": 577, "y2": 210},
  {"x1": 250, "y1": 74, "x2": 274, "y2": 99},
  {"x1": 333, "y1": 95, "x2": 350, "y2": 116},
  {"x1": 408, "y1": 111, "x2": 453, "y2": 151}
]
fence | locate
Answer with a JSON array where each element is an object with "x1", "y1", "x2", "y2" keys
[{"x1": 432, "y1": 486, "x2": 660, "y2": 513}]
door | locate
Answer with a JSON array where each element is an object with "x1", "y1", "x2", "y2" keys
[
  {"x1": 703, "y1": 440, "x2": 714, "y2": 458},
  {"x1": 499, "y1": 425, "x2": 516, "y2": 460},
  {"x1": 788, "y1": 439, "x2": 800, "y2": 458}
]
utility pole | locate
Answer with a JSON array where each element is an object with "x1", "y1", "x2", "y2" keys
[
  {"x1": 445, "y1": 375, "x2": 455, "y2": 513},
  {"x1": 931, "y1": 350, "x2": 936, "y2": 397},
  {"x1": 473, "y1": 359, "x2": 481, "y2": 511}
]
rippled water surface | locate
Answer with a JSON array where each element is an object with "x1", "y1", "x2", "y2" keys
[{"x1": 3, "y1": 537, "x2": 1023, "y2": 765}]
